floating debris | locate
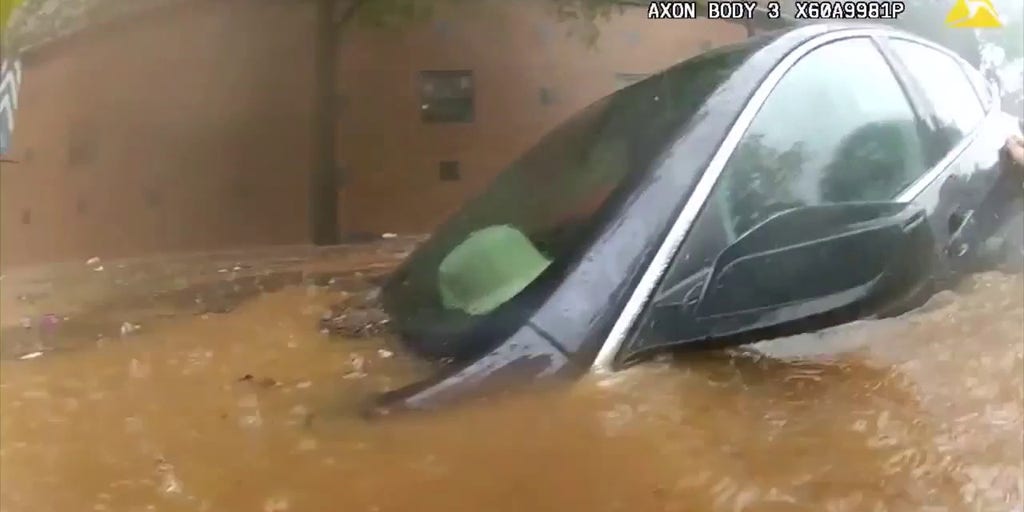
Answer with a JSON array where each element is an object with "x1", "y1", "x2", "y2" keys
[
  {"x1": 343, "y1": 354, "x2": 368, "y2": 380},
  {"x1": 39, "y1": 313, "x2": 61, "y2": 337},
  {"x1": 381, "y1": 232, "x2": 398, "y2": 239},
  {"x1": 119, "y1": 322, "x2": 141, "y2": 337},
  {"x1": 350, "y1": 354, "x2": 366, "y2": 373},
  {"x1": 154, "y1": 457, "x2": 183, "y2": 496},
  {"x1": 237, "y1": 374, "x2": 279, "y2": 389},
  {"x1": 377, "y1": 349, "x2": 394, "y2": 359},
  {"x1": 319, "y1": 305, "x2": 390, "y2": 338},
  {"x1": 263, "y1": 496, "x2": 290, "y2": 512},
  {"x1": 236, "y1": 394, "x2": 263, "y2": 429},
  {"x1": 86, "y1": 256, "x2": 101, "y2": 266},
  {"x1": 19, "y1": 351, "x2": 44, "y2": 360}
]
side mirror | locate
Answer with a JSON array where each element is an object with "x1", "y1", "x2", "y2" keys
[{"x1": 697, "y1": 202, "x2": 936, "y2": 323}]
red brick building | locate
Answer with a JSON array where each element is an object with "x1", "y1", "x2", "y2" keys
[{"x1": 0, "y1": 0, "x2": 750, "y2": 268}]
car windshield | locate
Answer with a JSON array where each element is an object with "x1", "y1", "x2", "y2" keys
[{"x1": 384, "y1": 41, "x2": 763, "y2": 358}]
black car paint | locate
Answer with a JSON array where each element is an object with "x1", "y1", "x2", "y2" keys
[{"x1": 369, "y1": 24, "x2": 1023, "y2": 416}]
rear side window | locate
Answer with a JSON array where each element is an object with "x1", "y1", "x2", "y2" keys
[
  {"x1": 960, "y1": 61, "x2": 993, "y2": 108},
  {"x1": 887, "y1": 39, "x2": 985, "y2": 154},
  {"x1": 709, "y1": 37, "x2": 929, "y2": 239},
  {"x1": 628, "y1": 38, "x2": 932, "y2": 358}
]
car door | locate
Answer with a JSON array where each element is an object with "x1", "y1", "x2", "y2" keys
[
  {"x1": 879, "y1": 36, "x2": 1024, "y2": 274},
  {"x1": 611, "y1": 34, "x2": 976, "y2": 366}
]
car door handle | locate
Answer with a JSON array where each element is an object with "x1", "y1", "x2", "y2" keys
[
  {"x1": 948, "y1": 209, "x2": 972, "y2": 235},
  {"x1": 946, "y1": 208, "x2": 976, "y2": 258}
]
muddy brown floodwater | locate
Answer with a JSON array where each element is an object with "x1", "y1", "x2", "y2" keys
[{"x1": 1, "y1": 242, "x2": 1022, "y2": 512}]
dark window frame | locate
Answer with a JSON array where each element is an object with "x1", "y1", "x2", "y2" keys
[
  {"x1": 881, "y1": 36, "x2": 987, "y2": 163},
  {"x1": 439, "y1": 160, "x2": 461, "y2": 181},
  {"x1": 539, "y1": 87, "x2": 556, "y2": 106},
  {"x1": 420, "y1": 70, "x2": 475, "y2": 124}
]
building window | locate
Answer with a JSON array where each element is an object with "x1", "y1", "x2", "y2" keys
[
  {"x1": 539, "y1": 87, "x2": 557, "y2": 106},
  {"x1": 614, "y1": 72, "x2": 651, "y2": 89},
  {"x1": 439, "y1": 160, "x2": 461, "y2": 181},
  {"x1": 420, "y1": 70, "x2": 474, "y2": 123}
]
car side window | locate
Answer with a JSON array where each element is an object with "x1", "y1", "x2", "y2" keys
[
  {"x1": 710, "y1": 37, "x2": 929, "y2": 240},
  {"x1": 887, "y1": 39, "x2": 986, "y2": 155},
  {"x1": 645, "y1": 37, "x2": 930, "y2": 314},
  {"x1": 960, "y1": 61, "x2": 993, "y2": 109}
]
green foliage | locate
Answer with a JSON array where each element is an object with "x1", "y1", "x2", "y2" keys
[
  {"x1": 543, "y1": 0, "x2": 710, "y2": 46},
  {"x1": 349, "y1": 0, "x2": 439, "y2": 28},
  {"x1": 545, "y1": 0, "x2": 628, "y2": 46},
  {"x1": 338, "y1": 0, "x2": 707, "y2": 46}
]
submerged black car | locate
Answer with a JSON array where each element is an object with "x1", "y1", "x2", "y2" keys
[{"x1": 373, "y1": 23, "x2": 1024, "y2": 414}]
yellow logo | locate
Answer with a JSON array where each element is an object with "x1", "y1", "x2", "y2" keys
[{"x1": 945, "y1": 0, "x2": 1002, "y2": 28}]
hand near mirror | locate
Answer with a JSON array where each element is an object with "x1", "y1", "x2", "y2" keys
[{"x1": 1006, "y1": 135, "x2": 1024, "y2": 169}]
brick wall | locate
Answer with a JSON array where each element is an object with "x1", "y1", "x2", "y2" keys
[
  {"x1": 335, "y1": 3, "x2": 748, "y2": 234},
  {"x1": 1, "y1": 0, "x2": 316, "y2": 268},
  {"x1": 0, "y1": 0, "x2": 748, "y2": 268}
]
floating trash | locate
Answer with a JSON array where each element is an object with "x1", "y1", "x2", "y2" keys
[
  {"x1": 350, "y1": 355, "x2": 366, "y2": 373},
  {"x1": 263, "y1": 496, "x2": 290, "y2": 512},
  {"x1": 19, "y1": 351, "x2": 44, "y2": 360},
  {"x1": 236, "y1": 394, "x2": 263, "y2": 429},
  {"x1": 377, "y1": 349, "x2": 394, "y2": 359},
  {"x1": 120, "y1": 322, "x2": 141, "y2": 337}
]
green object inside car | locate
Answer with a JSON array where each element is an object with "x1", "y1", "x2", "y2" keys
[{"x1": 438, "y1": 225, "x2": 552, "y2": 316}]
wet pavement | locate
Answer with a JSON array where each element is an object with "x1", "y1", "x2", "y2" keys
[{"x1": 0, "y1": 242, "x2": 1021, "y2": 512}]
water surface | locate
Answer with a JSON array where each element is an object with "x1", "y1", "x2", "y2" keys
[{"x1": 1, "y1": 245, "x2": 1021, "y2": 512}]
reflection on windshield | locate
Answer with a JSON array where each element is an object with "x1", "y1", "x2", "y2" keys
[
  {"x1": 711, "y1": 38, "x2": 930, "y2": 241},
  {"x1": 384, "y1": 42, "x2": 763, "y2": 360}
]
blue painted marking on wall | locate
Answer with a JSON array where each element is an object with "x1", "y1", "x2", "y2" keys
[{"x1": 0, "y1": 58, "x2": 22, "y2": 156}]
